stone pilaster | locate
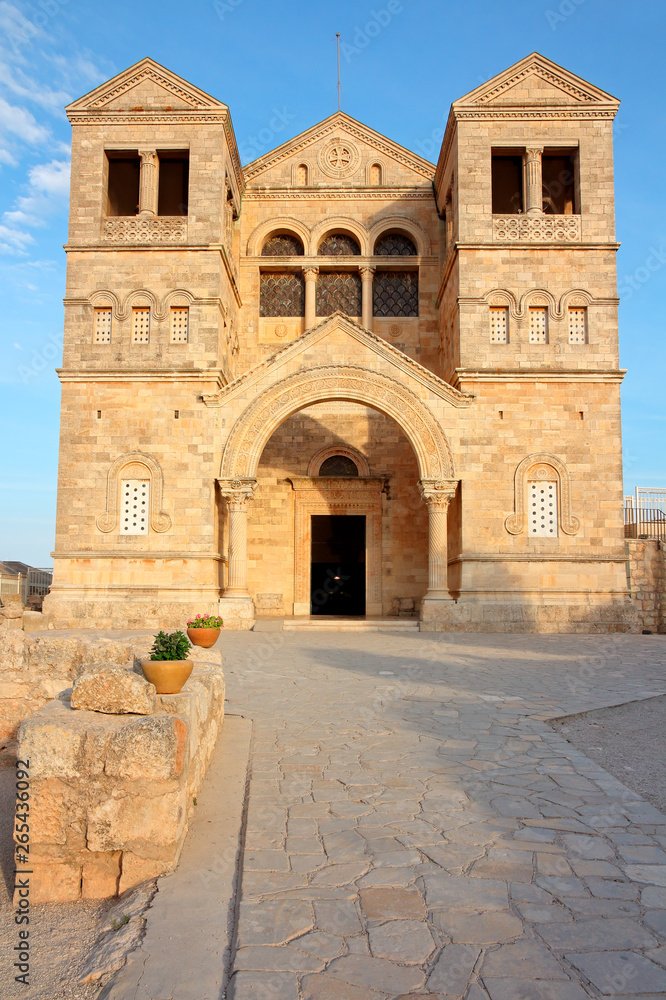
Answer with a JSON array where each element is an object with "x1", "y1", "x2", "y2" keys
[
  {"x1": 138, "y1": 149, "x2": 159, "y2": 218},
  {"x1": 303, "y1": 266, "x2": 319, "y2": 329},
  {"x1": 524, "y1": 147, "x2": 543, "y2": 216},
  {"x1": 360, "y1": 266, "x2": 375, "y2": 331},
  {"x1": 419, "y1": 479, "x2": 458, "y2": 600},
  {"x1": 217, "y1": 479, "x2": 257, "y2": 597}
]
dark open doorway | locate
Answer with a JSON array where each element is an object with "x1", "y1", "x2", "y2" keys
[{"x1": 310, "y1": 515, "x2": 366, "y2": 615}]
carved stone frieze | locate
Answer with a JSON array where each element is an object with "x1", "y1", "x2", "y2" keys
[
  {"x1": 493, "y1": 215, "x2": 581, "y2": 243},
  {"x1": 102, "y1": 218, "x2": 187, "y2": 244}
]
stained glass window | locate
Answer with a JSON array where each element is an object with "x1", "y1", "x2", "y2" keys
[
  {"x1": 318, "y1": 455, "x2": 359, "y2": 477},
  {"x1": 316, "y1": 272, "x2": 362, "y2": 316},
  {"x1": 318, "y1": 233, "x2": 361, "y2": 256},
  {"x1": 261, "y1": 233, "x2": 304, "y2": 256},
  {"x1": 373, "y1": 271, "x2": 419, "y2": 317},
  {"x1": 374, "y1": 233, "x2": 417, "y2": 256},
  {"x1": 260, "y1": 272, "x2": 305, "y2": 316}
]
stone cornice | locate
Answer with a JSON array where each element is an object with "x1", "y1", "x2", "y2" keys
[
  {"x1": 242, "y1": 188, "x2": 434, "y2": 200},
  {"x1": 57, "y1": 369, "x2": 227, "y2": 385},
  {"x1": 52, "y1": 551, "x2": 224, "y2": 560},
  {"x1": 448, "y1": 554, "x2": 627, "y2": 564},
  {"x1": 451, "y1": 368, "x2": 626, "y2": 385}
]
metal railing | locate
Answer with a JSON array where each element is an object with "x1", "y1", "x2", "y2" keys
[{"x1": 624, "y1": 488, "x2": 666, "y2": 540}]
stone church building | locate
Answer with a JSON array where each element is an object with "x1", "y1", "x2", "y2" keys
[{"x1": 43, "y1": 53, "x2": 637, "y2": 632}]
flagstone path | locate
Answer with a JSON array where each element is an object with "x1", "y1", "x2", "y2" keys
[{"x1": 220, "y1": 631, "x2": 666, "y2": 1000}]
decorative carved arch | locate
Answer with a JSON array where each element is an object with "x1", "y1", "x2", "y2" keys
[
  {"x1": 558, "y1": 288, "x2": 594, "y2": 318},
  {"x1": 310, "y1": 217, "x2": 369, "y2": 256},
  {"x1": 292, "y1": 161, "x2": 313, "y2": 187},
  {"x1": 518, "y1": 288, "x2": 558, "y2": 319},
  {"x1": 246, "y1": 217, "x2": 311, "y2": 257},
  {"x1": 307, "y1": 445, "x2": 370, "y2": 477},
  {"x1": 484, "y1": 287, "x2": 520, "y2": 319},
  {"x1": 365, "y1": 158, "x2": 388, "y2": 187},
  {"x1": 221, "y1": 365, "x2": 454, "y2": 481},
  {"x1": 159, "y1": 288, "x2": 195, "y2": 319},
  {"x1": 96, "y1": 452, "x2": 172, "y2": 533},
  {"x1": 88, "y1": 289, "x2": 121, "y2": 318},
  {"x1": 505, "y1": 453, "x2": 580, "y2": 536},
  {"x1": 369, "y1": 216, "x2": 431, "y2": 256}
]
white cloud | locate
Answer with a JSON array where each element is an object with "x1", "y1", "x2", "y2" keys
[
  {"x1": 4, "y1": 158, "x2": 70, "y2": 227},
  {"x1": 0, "y1": 96, "x2": 49, "y2": 143},
  {"x1": 0, "y1": 222, "x2": 34, "y2": 254}
]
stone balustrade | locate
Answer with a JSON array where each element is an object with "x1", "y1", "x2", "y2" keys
[
  {"x1": 102, "y1": 217, "x2": 187, "y2": 243},
  {"x1": 493, "y1": 214, "x2": 582, "y2": 242}
]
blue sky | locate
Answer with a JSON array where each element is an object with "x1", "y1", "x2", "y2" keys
[{"x1": 0, "y1": 0, "x2": 664, "y2": 566}]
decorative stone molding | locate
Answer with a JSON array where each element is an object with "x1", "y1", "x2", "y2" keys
[
  {"x1": 219, "y1": 364, "x2": 455, "y2": 482},
  {"x1": 102, "y1": 218, "x2": 187, "y2": 244},
  {"x1": 482, "y1": 287, "x2": 596, "y2": 321},
  {"x1": 318, "y1": 137, "x2": 361, "y2": 179},
  {"x1": 368, "y1": 216, "x2": 431, "y2": 256},
  {"x1": 493, "y1": 215, "x2": 581, "y2": 243},
  {"x1": 307, "y1": 446, "x2": 370, "y2": 477},
  {"x1": 505, "y1": 454, "x2": 580, "y2": 536},
  {"x1": 84, "y1": 287, "x2": 197, "y2": 321},
  {"x1": 96, "y1": 453, "x2": 171, "y2": 533},
  {"x1": 311, "y1": 217, "x2": 369, "y2": 256},
  {"x1": 419, "y1": 479, "x2": 458, "y2": 508},
  {"x1": 246, "y1": 216, "x2": 311, "y2": 257},
  {"x1": 216, "y1": 478, "x2": 258, "y2": 511}
]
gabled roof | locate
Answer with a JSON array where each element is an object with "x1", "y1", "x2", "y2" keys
[
  {"x1": 203, "y1": 312, "x2": 473, "y2": 409},
  {"x1": 65, "y1": 58, "x2": 244, "y2": 205},
  {"x1": 243, "y1": 111, "x2": 435, "y2": 183}
]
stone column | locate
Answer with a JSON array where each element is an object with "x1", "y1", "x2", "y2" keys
[
  {"x1": 360, "y1": 266, "x2": 375, "y2": 331},
  {"x1": 138, "y1": 150, "x2": 159, "y2": 218},
  {"x1": 419, "y1": 479, "x2": 458, "y2": 599},
  {"x1": 303, "y1": 266, "x2": 319, "y2": 329},
  {"x1": 217, "y1": 479, "x2": 257, "y2": 597},
  {"x1": 524, "y1": 147, "x2": 543, "y2": 216}
]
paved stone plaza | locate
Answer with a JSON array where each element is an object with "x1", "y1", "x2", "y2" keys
[{"x1": 219, "y1": 631, "x2": 666, "y2": 999}]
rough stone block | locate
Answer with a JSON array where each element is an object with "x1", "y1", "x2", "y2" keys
[
  {"x1": 82, "y1": 851, "x2": 121, "y2": 898},
  {"x1": 71, "y1": 668, "x2": 157, "y2": 715}
]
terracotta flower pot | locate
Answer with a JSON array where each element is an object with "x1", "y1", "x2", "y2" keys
[
  {"x1": 187, "y1": 627, "x2": 221, "y2": 648},
  {"x1": 140, "y1": 658, "x2": 193, "y2": 694}
]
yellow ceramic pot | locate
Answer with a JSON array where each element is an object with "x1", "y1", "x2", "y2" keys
[
  {"x1": 140, "y1": 658, "x2": 193, "y2": 694},
  {"x1": 186, "y1": 627, "x2": 221, "y2": 648}
]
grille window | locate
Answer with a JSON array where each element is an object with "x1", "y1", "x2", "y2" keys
[
  {"x1": 373, "y1": 271, "x2": 418, "y2": 317},
  {"x1": 93, "y1": 308, "x2": 112, "y2": 343},
  {"x1": 261, "y1": 233, "x2": 304, "y2": 256},
  {"x1": 260, "y1": 272, "x2": 305, "y2": 317},
  {"x1": 318, "y1": 233, "x2": 361, "y2": 256},
  {"x1": 528, "y1": 480, "x2": 558, "y2": 536},
  {"x1": 132, "y1": 308, "x2": 150, "y2": 343},
  {"x1": 121, "y1": 480, "x2": 149, "y2": 534},
  {"x1": 568, "y1": 307, "x2": 587, "y2": 344},
  {"x1": 374, "y1": 233, "x2": 417, "y2": 256},
  {"x1": 170, "y1": 307, "x2": 189, "y2": 343},
  {"x1": 490, "y1": 307, "x2": 508, "y2": 343},
  {"x1": 316, "y1": 272, "x2": 362, "y2": 317},
  {"x1": 318, "y1": 455, "x2": 359, "y2": 477},
  {"x1": 529, "y1": 307, "x2": 548, "y2": 343}
]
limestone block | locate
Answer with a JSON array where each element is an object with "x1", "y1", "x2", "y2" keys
[
  {"x1": 71, "y1": 668, "x2": 157, "y2": 716},
  {"x1": 118, "y1": 852, "x2": 171, "y2": 894},
  {"x1": 22, "y1": 610, "x2": 50, "y2": 632},
  {"x1": 82, "y1": 851, "x2": 121, "y2": 899},
  {"x1": 26, "y1": 858, "x2": 83, "y2": 904},
  {"x1": 1, "y1": 602, "x2": 24, "y2": 619},
  {"x1": 2, "y1": 594, "x2": 24, "y2": 607},
  {"x1": 86, "y1": 787, "x2": 185, "y2": 855},
  {"x1": 19, "y1": 700, "x2": 128, "y2": 779}
]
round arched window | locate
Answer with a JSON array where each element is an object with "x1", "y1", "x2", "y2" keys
[
  {"x1": 318, "y1": 233, "x2": 361, "y2": 256},
  {"x1": 318, "y1": 455, "x2": 359, "y2": 477},
  {"x1": 374, "y1": 232, "x2": 417, "y2": 256},
  {"x1": 261, "y1": 233, "x2": 304, "y2": 256}
]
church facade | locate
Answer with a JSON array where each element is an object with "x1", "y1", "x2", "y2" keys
[{"x1": 43, "y1": 53, "x2": 637, "y2": 632}]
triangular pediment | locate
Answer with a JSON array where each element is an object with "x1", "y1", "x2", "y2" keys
[
  {"x1": 453, "y1": 53, "x2": 619, "y2": 110},
  {"x1": 243, "y1": 112, "x2": 434, "y2": 184},
  {"x1": 204, "y1": 314, "x2": 473, "y2": 409},
  {"x1": 66, "y1": 58, "x2": 228, "y2": 115}
]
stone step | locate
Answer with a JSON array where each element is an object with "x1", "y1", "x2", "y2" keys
[{"x1": 282, "y1": 617, "x2": 420, "y2": 632}]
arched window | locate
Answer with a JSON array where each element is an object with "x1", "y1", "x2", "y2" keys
[
  {"x1": 260, "y1": 272, "x2": 305, "y2": 316},
  {"x1": 296, "y1": 164, "x2": 309, "y2": 186},
  {"x1": 316, "y1": 272, "x2": 362, "y2": 317},
  {"x1": 373, "y1": 271, "x2": 419, "y2": 317},
  {"x1": 369, "y1": 163, "x2": 382, "y2": 186},
  {"x1": 318, "y1": 455, "x2": 359, "y2": 477},
  {"x1": 318, "y1": 233, "x2": 361, "y2": 256},
  {"x1": 374, "y1": 232, "x2": 417, "y2": 256},
  {"x1": 261, "y1": 233, "x2": 304, "y2": 256}
]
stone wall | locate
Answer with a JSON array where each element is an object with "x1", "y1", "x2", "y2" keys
[
  {"x1": 627, "y1": 539, "x2": 665, "y2": 633},
  {"x1": 14, "y1": 646, "x2": 224, "y2": 902}
]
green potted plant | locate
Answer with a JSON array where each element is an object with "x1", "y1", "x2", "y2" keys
[
  {"x1": 140, "y1": 630, "x2": 193, "y2": 694},
  {"x1": 186, "y1": 614, "x2": 224, "y2": 648}
]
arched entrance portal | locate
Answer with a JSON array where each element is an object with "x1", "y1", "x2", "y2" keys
[{"x1": 216, "y1": 365, "x2": 459, "y2": 623}]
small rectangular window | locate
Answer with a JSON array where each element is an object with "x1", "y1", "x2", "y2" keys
[
  {"x1": 542, "y1": 153, "x2": 577, "y2": 215},
  {"x1": 157, "y1": 152, "x2": 189, "y2": 216},
  {"x1": 121, "y1": 479, "x2": 149, "y2": 534},
  {"x1": 132, "y1": 307, "x2": 150, "y2": 343},
  {"x1": 492, "y1": 154, "x2": 523, "y2": 214},
  {"x1": 568, "y1": 307, "x2": 587, "y2": 344},
  {"x1": 528, "y1": 480, "x2": 558, "y2": 536},
  {"x1": 106, "y1": 153, "x2": 140, "y2": 216},
  {"x1": 490, "y1": 307, "x2": 508, "y2": 343},
  {"x1": 170, "y1": 307, "x2": 189, "y2": 343},
  {"x1": 529, "y1": 307, "x2": 548, "y2": 344},
  {"x1": 93, "y1": 307, "x2": 112, "y2": 343}
]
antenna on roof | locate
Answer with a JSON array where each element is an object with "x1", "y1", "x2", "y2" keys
[{"x1": 336, "y1": 33, "x2": 341, "y2": 111}]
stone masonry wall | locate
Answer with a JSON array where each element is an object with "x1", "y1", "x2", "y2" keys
[{"x1": 627, "y1": 539, "x2": 665, "y2": 633}]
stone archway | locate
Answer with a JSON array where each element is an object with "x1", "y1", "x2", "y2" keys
[{"x1": 216, "y1": 364, "x2": 459, "y2": 622}]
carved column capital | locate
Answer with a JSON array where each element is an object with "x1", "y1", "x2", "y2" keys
[
  {"x1": 302, "y1": 266, "x2": 319, "y2": 280},
  {"x1": 419, "y1": 479, "x2": 458, "y2": 509},
  {"x1": 138, "y1": 149, "x2": 158, "y2": 166},
  {"x1": 525, "y1": 146, "x2": 544, "y2": 163},
  {"x1": 217, "y1": 478, "x2": 257, "y2": 511},
  {"x1": 359, "y1": 265, "x2": 376, "y2": 280}
]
